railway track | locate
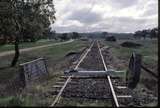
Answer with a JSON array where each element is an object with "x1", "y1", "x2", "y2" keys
[{"x1": 50, "y1": 40, "x2": 132, "y2": 107}]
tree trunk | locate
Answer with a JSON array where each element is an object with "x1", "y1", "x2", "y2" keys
[
  {"x1": 11, "y1": 36, "x2": 19, "y2": 67},
  {"x1": 1, "y1": 34, "x2": 7, "y2": 45}
]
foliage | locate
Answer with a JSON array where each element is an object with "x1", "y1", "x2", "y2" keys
[
  {"x1": 0, "y1": 0, "x2": 56, "y2": 66},
  {"x1": 133, "y1": 28, "x2": 158, "y2": 39},
  {"x1": 0, "y1": 0, "x2": 56, "y2": 43},
  {"x1": 102, "y1": 32, "x2": 108, "y2": 38},
  {"x1": 47, "y1": 29, "x2": 56, "y2": 40},
  {"x1": 72, "y1": 32, "x2": 81, "y2": 39},
  {"x1": 59, "y1": 33, "x2": 70, "y2": 40}
]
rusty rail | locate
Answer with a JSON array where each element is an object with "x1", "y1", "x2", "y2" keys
[
  {"x1": 97, "y1": 41, "x2": 119, "y2": 107},
  {"x1": 51, "y1": 40, "x2": 120, "y2": 107},
  {"x1": 50, "y1": 41, "x2": 95, "y2": 106}
]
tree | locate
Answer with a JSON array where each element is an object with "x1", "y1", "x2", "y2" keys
[
  {"x1": 0, "y1": 0, "x2": 56, "y2": 67},
  {"x1": 133, "y1": 31, "x2": 141, "y2": 39},
  {"x1": 102, "y1": 32, "x2": 108, "y2": 38},
  {"x1": 0, "y1": 0, "x2": 23, "y2": 67},
  {"x1": 134, "y1": 30, "x2": 147, "y2": 39},
  {"x1": 141, "y1": 30, "x2": 147, "y2": 39},
  {"x1": 0, "y1": 1, "x2": 16, "y2": 44},
  {"x1": 150, "y1": 28, "x2": 158, "y2": 39},
  {"x1": 72, "y1": 32, "x2": 80, "y2": 39},
  {"x1": 47, "y1": 29, "x2": 56, "y2": 40},
  {"x1": 60, "y1": 33, "x2": 70, "y2": 40}
]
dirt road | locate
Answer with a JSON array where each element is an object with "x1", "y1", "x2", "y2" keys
[{"x1": 0, "y1": 40, "x2": 74, "y2": 57}]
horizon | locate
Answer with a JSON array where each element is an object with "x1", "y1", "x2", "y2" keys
[{"x1": 51, "y1": 26, "x2": 157, "y2": 34}]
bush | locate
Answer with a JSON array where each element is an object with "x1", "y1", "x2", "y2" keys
[
  {"x1": 105, "y1": 36, "x2": 116, "y2": 41},
  {"x1": 121, "y1": 41, "x2": 142, "y2": 48}
]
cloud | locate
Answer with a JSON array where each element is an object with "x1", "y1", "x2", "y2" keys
[
  {"x1": 52, "y1": 0, "x2": 158, "y2": 33},
  {"x1": 66, "y1": 8, "x2": 103, "y2": 24},
  {"x1": 109, "y1": 0, "x2": 139, "y2": 9},
  {"x1": 141, "y1": 1, "x2": 158, "y2": 17}
]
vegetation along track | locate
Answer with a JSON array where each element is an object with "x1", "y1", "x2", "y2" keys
[{"x1": 50, "y1": 40, "x2": 133, "y2": 107}]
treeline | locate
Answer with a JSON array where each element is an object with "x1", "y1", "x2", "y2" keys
[
  {"x1": 0, "y1": 0, "x2": 56, "y2": 66},
  {"x1": 48, "y1": 31, "x2": 81, "y2": 41},
  {"x1": 0, "y1": 0, "x2": 56, "y2": 44},
  {"x1": 133, "y1": 27, "x2": 158, "y2": 39}
]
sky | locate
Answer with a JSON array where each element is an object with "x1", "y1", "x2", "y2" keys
[{"x1": 51, "y1": 0, "x2": 158, "y2": 33}]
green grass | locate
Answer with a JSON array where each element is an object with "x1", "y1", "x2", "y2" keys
[
  {"x1": 0, "y1": 92, "x2": 46, "y2": 106},
  {"x1": 0, "y1": 40, "x2": 89, "y2": 106},
  {"x1": 104, "y1": 39, "x2": 158, "y2": 98},
  {"x1": 0, "y1": 40, "x2": 87, "y2": 82},
  {"x1": 105, "y1": 39, "x2": 158, "y2": 66},
  {"x1": 0, "y1": 96, "x2": 23, "y2": 106},
  {"x1": 0, "y1": 39, "x2": 59, "y2": 52}
]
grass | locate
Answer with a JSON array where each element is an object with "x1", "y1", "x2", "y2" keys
[
  {"x1": 0, "y1": 40, "x2": 87, "y2": 82},
  {"x1": 1, "y1": 39, "x2": 157, "y2": 106},
  {"x1": 103, "y1": 39, "x2": 158, "y2": 99},
  {"x1": 0, "y1": 39, "x2": 59, "y2": 52},
  {"x1": 0, "y1": 40, "x2": 89, "y2": 106},
  {"x1": 105, "y1": 39, "x2": 158, "y2": 67},
  {"x1": 104, "y1": 39, "x2": 158, "y2": 79},
  {"x1": 0, "y1": 96, "x2": 23, "y2": 106},
  {"x1": 0, "y1": 86, "x2": 49, "y2": 106}
]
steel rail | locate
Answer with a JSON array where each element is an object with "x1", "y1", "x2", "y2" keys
[
  {"x1": 74, "y1": 41, "x2": 94, "y2": 70},
  {"x1": 50, "y1": 41, "x2": 95, "y2": 107},
  {"x1": 97, "y1": 41, "x2": 119, "y2": 107},
  {"x1": 51, "y1": 76, "x2": 72, "y2": 106}
]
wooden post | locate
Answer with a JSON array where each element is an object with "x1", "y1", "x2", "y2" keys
[{"x1": 127, "y1": 52, "x2": 142, "y2": 89}]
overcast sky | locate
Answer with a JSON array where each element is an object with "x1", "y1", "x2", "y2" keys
[{"x1": 51, "y1": 0, "x2": 158, "y2": 33}]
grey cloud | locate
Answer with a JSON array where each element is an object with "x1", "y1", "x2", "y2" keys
[
  {"x1": 66, "y1": 9, "x2": 102, "y2": 24},
  {"x1": 143, "y1": 8, "x2": 158, "y2": 16},
  {"x1": 113, "y1": 17, "x2": 147, "y2": 24},
  {"x1": 53, "y1": 0, "x2": 157, "y2": 33},
  {"x1": 110, "y1": 0, "x2": 139, "y2": 8},
  {"x1": 53, "y1": 16, "x2": 156, "y2": 33},
  {"x1": 142, "y1": 2, "x2": 158, "y2": 16},
  {"x1": 54, "y1": 25, "x2": 88, "y2": 33},
  {"x1": 104, "y1": 16, "x2": 156, "y2": 32}
]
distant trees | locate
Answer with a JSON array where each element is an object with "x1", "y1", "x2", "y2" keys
[
  {"x1": 47, "y1": 29, "x2": 56, "y2": 40},
  {"x1": 150, "y1": 28, "x2": 158, "y2": 39},
  {"x1": 102, "y1": 32, "x2": 108, "y2": 38},
  {"x1": 141, "y1": 30, "x2": 147, "y2": 39},
  {"x1": 134, "y1": 30, "x2": 147, "y2": 39},
  {"x1": 72, "y1": 32, "x2": 81, "y2": 39},
  {"x1": 59, "y1": 33, "x2": 70, "y2": 41},
  {"x1": 105, "y1": 36, "x2": 116, "y2": 42},
  {"x1": 57, "y1": 32, "x2": 81, "y2": 41},
  {"x1": 0, "y1": 0, "x2": 56, "y2": 66},
  {"x1": 133, "y1": 31, "x2": 141, "y2": 39},
  {"x1": 133, "y1": 28, "x2": 158, "y2": 39}
]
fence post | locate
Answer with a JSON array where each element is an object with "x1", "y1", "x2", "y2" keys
[{"x1": 126, "y1": 52, "x2": 142, "y2": 89}]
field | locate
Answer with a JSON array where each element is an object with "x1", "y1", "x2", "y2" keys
[
  {"x1": 103, "y1": 39, "x2": 158, "y2": 78},
  {"x1": 102, "y1": 39, "x2": 158, "y2": 106},
  {"x1": 0, "y1": 38, "x2": 158, "y2": 106},
  {"x1": 0, "y1": 39, "x2": 59, "y2": 53}
]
